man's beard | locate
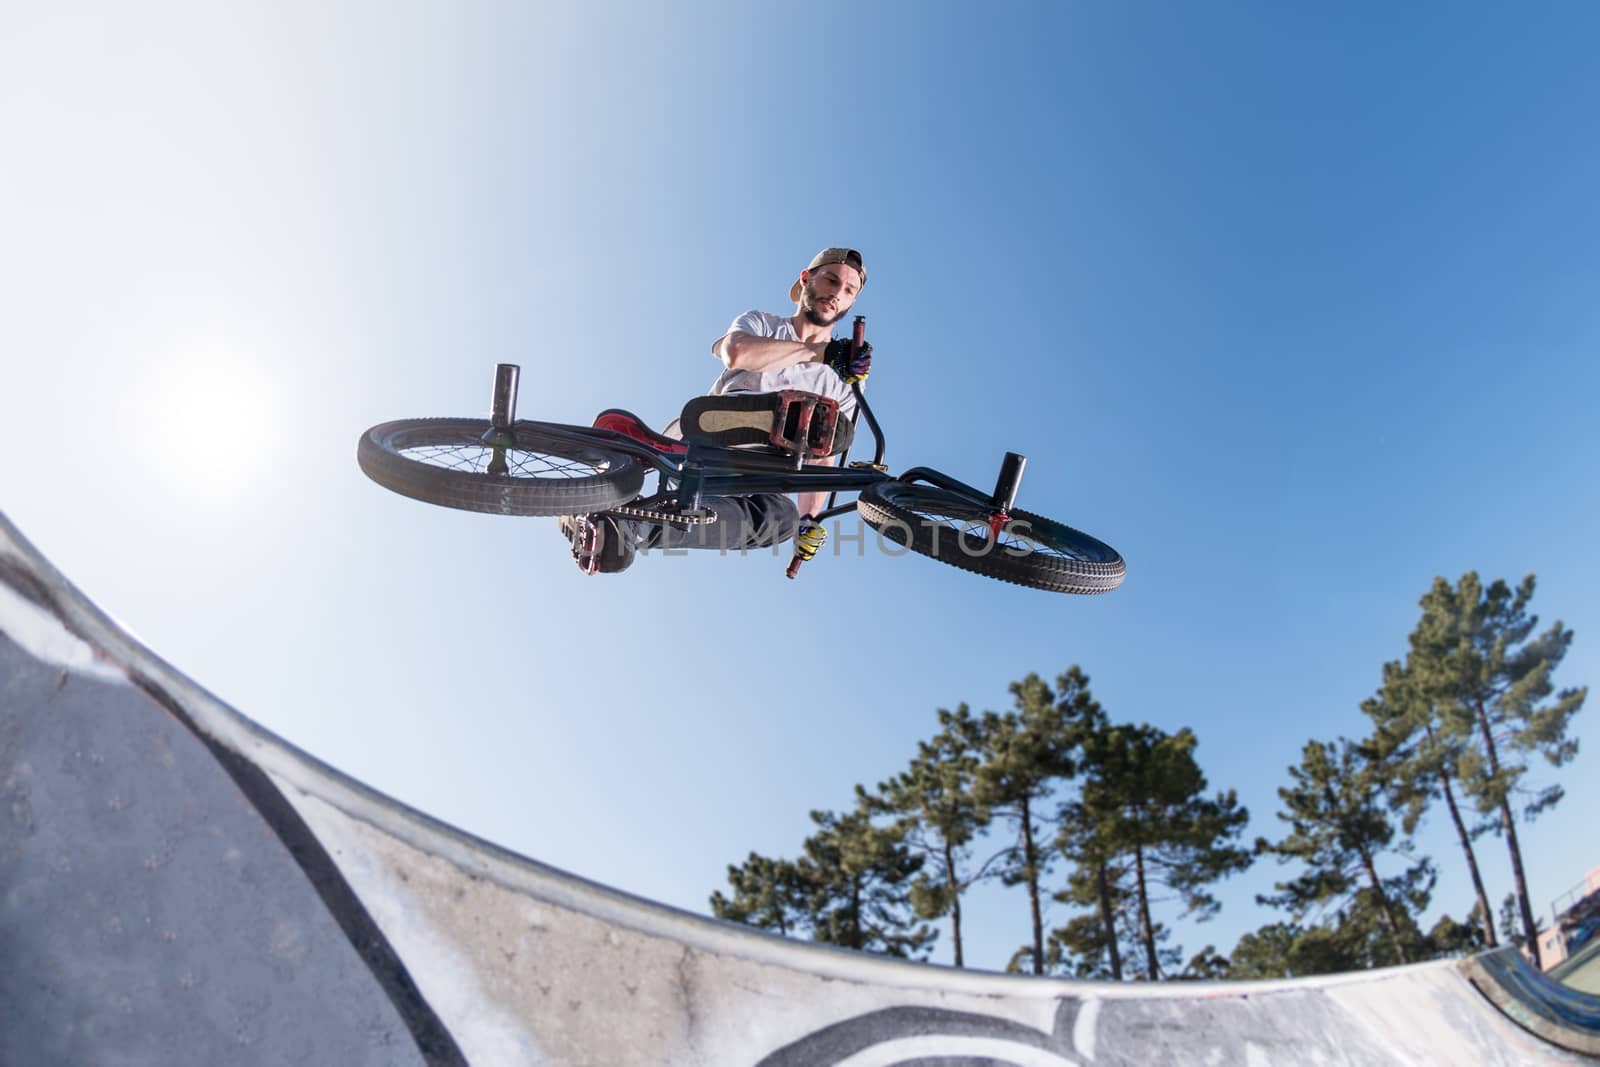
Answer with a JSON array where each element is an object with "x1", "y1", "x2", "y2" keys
[{"x1": 801, "y1": 284, "x2": 845, "y2": 326}]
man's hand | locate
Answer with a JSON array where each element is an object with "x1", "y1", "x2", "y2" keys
[
  {"x1": 793, "y1": 515, "x2": 828, "y2": 562},
  {"x1": 822, "y1": 338, "x2": 872, "y2": 385}
]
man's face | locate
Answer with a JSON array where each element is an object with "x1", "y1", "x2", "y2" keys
[{"x1": 799, "y1": 263, "x2": 863, "y2": 327}]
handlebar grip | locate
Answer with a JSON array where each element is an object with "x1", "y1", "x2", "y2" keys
[{"x1": 785, "y1": 553, "x2": 805, "y2": 579}]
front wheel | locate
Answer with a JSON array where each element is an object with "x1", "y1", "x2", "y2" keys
[
  {"x1": 857, "y1": 481, "x2": 1125, "y2": 594},
  {"x1": 358, "y1": 418, "x2": 644, "y2": 516}
]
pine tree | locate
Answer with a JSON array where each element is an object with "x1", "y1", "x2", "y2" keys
[
  {"x1": 1363, "y1": 658, "x2": 1498, "y2": 947},
  {"x1": 866, "y1": 704, "x2": 996, "y2": 967},
  {"x1": 1177, "y1": 945, "x2": 1231, "y2": 980},
  {"x1": 975, "y1": 669, "x2": 1092, "y2": 975},
  {"x1": 1498, "y1": 892, "x2": 1548, "y2": 955},
  {"x1": 1398, "y1": 573, "x2": 1585, "y2": 969},
  {"x1": 1049, "y1": 854, "x2": 1130, "y2": 979},
  {"x1": 1425, "y1": 912, "x2": 1487, "y2": 958},
  {"x1": 710, "y1": 807, "x2": 934, "y2": 959},
  {"x1": 1226, "y1": 908, "x2": 1479, "y2": 979},
  {"x1": 797, "y1": 806, "x2": 935, "y2": 959},
  {"x1": 1227, "y1": 922, "x2": 1356, "y2": 979},
  {"x1": 1332, "y1": 881, "x2": 1433, "y2": 968},
  {"x1": 1257, "y1": 738, "x2": 1433, "y2": 967},
  {"x1": 1045, "y1": 857, "x2": 1140, "y2": 979},
  {"x1": 1056, "y1": 723, "x2": 1251, "y2": 980},
  {"x1": 710, "y1": 852, "x2": 810, "y2": 936}
]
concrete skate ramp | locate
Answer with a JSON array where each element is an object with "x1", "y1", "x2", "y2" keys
[{"x1": 2, "y1": 511, "x2": 1597, "y2": 1066}]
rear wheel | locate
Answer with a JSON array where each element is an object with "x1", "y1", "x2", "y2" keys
[
  {"x1": 358, "y1": 418, "x2": 643, "y2": 516},
  {"x1": 857, "y1": 481, "x2": 1125, "y2": 594}
]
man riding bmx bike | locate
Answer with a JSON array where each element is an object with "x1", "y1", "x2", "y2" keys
[{"x1": 561, "y1": 246, "x2": 874, "y2": 575}]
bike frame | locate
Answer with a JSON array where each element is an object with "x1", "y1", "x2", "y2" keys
[{"x1": 482, "y1": 363, "x2": 1027, "y2": 524}]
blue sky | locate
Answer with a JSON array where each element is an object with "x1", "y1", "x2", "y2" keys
[{"x1": 4, "y1": 1, "x2": 1598, "y2": 973}]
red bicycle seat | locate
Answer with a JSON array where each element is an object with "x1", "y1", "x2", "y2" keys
[{"x1": 592, "y1": 409, "x2": 688, "y2": 454}]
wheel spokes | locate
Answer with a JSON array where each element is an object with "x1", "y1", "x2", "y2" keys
[
  {"x1": 914, "y1": 508, "x2": 1086, "y2": 561},
  {"x1": 398, "y1": 439, "x2": 618, "y2": 480}
]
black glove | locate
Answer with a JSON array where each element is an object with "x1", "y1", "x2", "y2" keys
[{"x1": 822, "y1": 338, "x2": 872, "y2": 384}]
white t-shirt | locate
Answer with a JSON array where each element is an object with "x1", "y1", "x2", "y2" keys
[{"x1": 707, "y1": 309, "x2": 857, "y2": 419}]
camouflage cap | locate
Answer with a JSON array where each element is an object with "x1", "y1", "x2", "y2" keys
[{"x1": 790, "y1": 247, "x2": 866, "y2": 302}]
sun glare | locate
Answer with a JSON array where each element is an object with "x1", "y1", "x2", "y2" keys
[{"x1": 141, "y1": 353, "x2": 282, "y2": 491}]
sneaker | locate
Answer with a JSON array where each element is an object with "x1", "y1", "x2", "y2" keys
[
  {"x1": 680, "y1": 391, "x2": 851, "y2": 456},
  {"x1": 558, "y1": 513, "x2": 633, "y2": 575},
  {"x1": 678, "y1": 393, "x2": 783, "y2": 448}
]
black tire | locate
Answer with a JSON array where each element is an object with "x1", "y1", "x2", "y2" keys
[
  {"x1": 358, "y1": 418, "x2": 644, "y2": 516},
  {"x1": 857, "y1": 481, "x2": 1125, "y2": 594}
]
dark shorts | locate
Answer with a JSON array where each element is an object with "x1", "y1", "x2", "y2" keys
[{"x1": 613, "y1": 493, "x2": 799, "y2": 572}]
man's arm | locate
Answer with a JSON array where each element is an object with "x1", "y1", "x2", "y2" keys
[
  {"x1": 796, "y1": 453, "x2": 840, "y2": 524},
  {"x1": 711, "y1": 331, "x2": 827, "y2": 372}
]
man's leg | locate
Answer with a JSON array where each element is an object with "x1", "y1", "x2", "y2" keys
[
  {"x1": 635, "y1": 494, "x2": 799, "y2": 556},
  {"x1": 562, "y1": 495, "x2": 798, "y2": 575}
]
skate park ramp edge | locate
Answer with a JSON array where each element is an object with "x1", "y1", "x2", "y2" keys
[{"x1": 2, "y1": 509, "x2": 1598, "y2": 1066}]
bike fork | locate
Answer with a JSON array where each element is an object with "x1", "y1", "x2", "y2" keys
[
  {"x1": 483, "y1": 363, "x2": 521, "y2": 475},
  {"x1": 677, "y1": 442, "x2": 710, "y2": 512},
  {"x1": 989, "y1": 452, "x2": 1026, "y2": 541}
]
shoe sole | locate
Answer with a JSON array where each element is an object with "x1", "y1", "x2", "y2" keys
[
  {"x1": 696, "y1": 410, "x2": 777, "y2": 433},
  {"x1": 680, "y1": 393, "x2": 851, "y2": 455},
  {"x1": 680, "y1": 395, "x2": 779, "y2": 448}
]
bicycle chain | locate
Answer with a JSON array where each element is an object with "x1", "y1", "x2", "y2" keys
[{"x1": 603, "y1": 503, "x2": 719, "y2": 526}]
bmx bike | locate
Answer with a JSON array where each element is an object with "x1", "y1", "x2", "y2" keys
[{"x1": 357, "y1": 361, "x2": 1125, "y2": 595}]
